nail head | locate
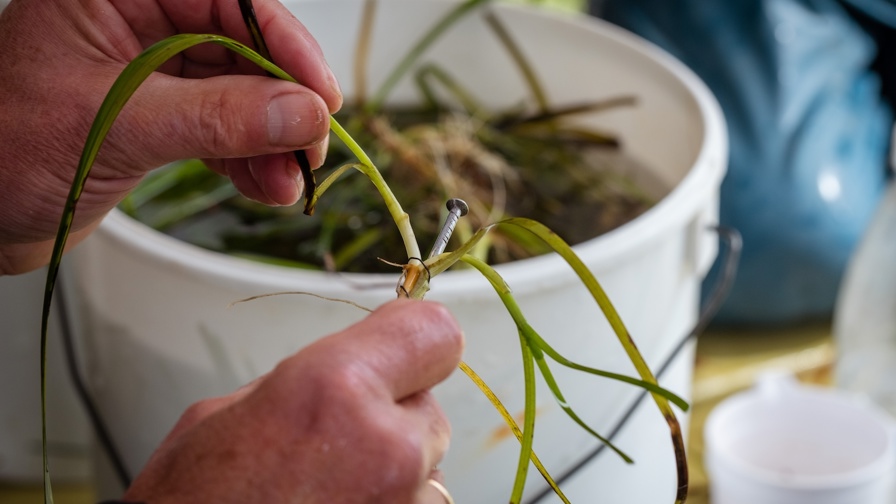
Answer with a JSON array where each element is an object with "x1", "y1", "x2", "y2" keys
[{"x1": 446, "y1": 198, "x2": 469, "y2": 216}]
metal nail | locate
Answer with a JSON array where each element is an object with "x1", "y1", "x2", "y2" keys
[{"x1": 428, "y1": 198, "x2": 469, "y2": 259}]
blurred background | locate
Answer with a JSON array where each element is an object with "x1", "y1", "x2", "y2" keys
[{"x1": 2, "y1": 0, "x2": 894, "y2": 503}]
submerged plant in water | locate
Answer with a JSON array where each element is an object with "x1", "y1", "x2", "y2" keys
[{"x1": 39, "y1": 1, "x2": 690, "y2": 503}]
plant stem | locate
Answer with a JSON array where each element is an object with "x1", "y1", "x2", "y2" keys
[
  {"x1": 328, "y1": 119, "x2": 421, "y2": 260},
  {"x1": 458, "y1": 362, "x2": 570, "y2": 503},
  {"x1": 366, "y1": 0, "x2": 493, "y2": 113},
  {"x1": 484, "y1": 10, "x2": 549, "y2": 113},
  {"x1": 513, "y1": 331, "x2": 537, "y2": 503},
  {"x1": 353, "y1": 0, "x2": 377, "y2": 108}
]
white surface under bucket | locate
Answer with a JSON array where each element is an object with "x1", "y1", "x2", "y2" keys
[{"x1": 69, "y1": 1, "x2": 726, "y2": 502}]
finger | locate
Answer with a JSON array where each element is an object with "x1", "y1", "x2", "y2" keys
[
  {"x1": 203, "y1": 158, "x2": 229, "y2": 177},
  {"x1": 163, "y1": 376, "x2": 264, "y2": 441},
  {"x1": 247, "y1": 152, "x2": 304, "y2": 206},
  {"x1": 427, "y1": 468, "x2": 446, "y2": 485},
  {"x1": 205, "y1": 149, "x2": 322, "y2": 206},
  {"x1": 247, "y1": 2, "x2": 343, "y2": 113},
  {"x1": 417, "y1": 477, "x2": 455, "y2": 504},
  {"x1": 223, "y1": 158, "x2": 277, "y2": 205},
  {"x1": 121, "y1": 72, "x2": 330, "y2": 169},
  {"x1": 342, "y1": 299, "x2": 465, "y2": 401},
  {"x1": 400, "y1": 390, "x2": 452, "y2": 473},
  {"x1": 156, "y1": 0, "x2": 343, "y2": 113},
  {"x1": 306, "y1": 132, "x2": 330, "y2": 170},
  {"x1": 108, "y1": 0, "x2": 176, "y2": 54}
]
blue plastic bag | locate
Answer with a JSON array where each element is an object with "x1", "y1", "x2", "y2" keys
[
  {"x1": 842, "y1": 0, "x2": 896, "y2": 27},
  {"x1": 593, "y1": 0, "x2": 892, "y2": 324}
]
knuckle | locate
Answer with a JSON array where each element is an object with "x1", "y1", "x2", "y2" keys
[
  {"x1": 423, "y1": 392, "x2": 451, "y2": 435},
  {"x1": 422, "y1": 301, "x2": 464, "y2": 349},
  {"x1": 176, "y1": 397, "x2": 223, "y2": 428},
  {"x1": 371, "y1": 426, "x2": 425, "y2": 493},
  {"x1": 278, "y1": 353, "x2": 370, "y2": 414},
  {"x1": 195, "y1": 91, "x2": 246, "y2": 155},
  {"x1": 416, "y1": 299, "x2": 448, "y2": 318},
  {"x1": 322, "y1": 359, "x2": 371, "y2": 403}
]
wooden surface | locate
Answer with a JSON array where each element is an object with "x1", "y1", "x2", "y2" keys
[
  {"x1": 0, "y1": 322, "x2": 835, "y2": 504},
  {"x1": 0, "y1": 483, "x2": 94, "y2": 504},
  {"x1": 685, "y1": 321, "x2": 835, "y2": 504}
]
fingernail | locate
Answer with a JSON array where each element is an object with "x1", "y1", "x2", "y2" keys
[
  {"x1": 317, "y1": 55, "x2": 343, "y2": 113},
  {"x1": 295, "y1": 172, "x2": 306, "y2": 201},
  {"x1": 267, "y1": 93, "x2": 326, "y2": 147},
  {"x1": 307, "y1": 134, "x2": 330, "y2": 170},
  {"x1": 327, "y1": 73, "x2": 344, "y2": 113}
]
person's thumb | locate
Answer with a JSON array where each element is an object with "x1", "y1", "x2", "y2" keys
[{"x1": 114, "y1": 72, "x2": 331, "y2": 170}]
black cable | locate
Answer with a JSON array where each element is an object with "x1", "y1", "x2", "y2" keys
[
  {"x1": 526, "y1": 226, "x2": 742, "y2": 503},
  {"x1": 56, "y1": 270, "x2": 133, "y2": 488}
]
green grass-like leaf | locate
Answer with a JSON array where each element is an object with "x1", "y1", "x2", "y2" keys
[
  {"x1": 491, "y1": 217, "x2": 691, "y2": 503},
  {"x1": 458, "y1": 362, "x2": 571, "y2": 503},
  {"x1": 39, "y1": 33, "x2": 295, "y2": 503},
  {"x1": 366, "y1": 0, "x2": 494, "y2": 112}
]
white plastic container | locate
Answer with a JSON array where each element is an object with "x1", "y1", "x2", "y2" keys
[
  {"x1": 0, "y1": 267, "x2": 91, "y2": 483},
  {"x1": 68, "y1": 1, "x2": 726, "y2": 502},
  {"x1": 834, "y1": 180, "x2": 896, "y2": 416},
  {"x1": 704, "y1": 373, "x2": 896, "y2": 504}
]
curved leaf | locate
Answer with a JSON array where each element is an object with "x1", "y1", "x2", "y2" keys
[
  {"x1": 458, "y1": 362, "x2": 570, "y2": 503},
  {"x1": 40, "y1": 33, "x2": 292, "y2": 503},
  {"x1": 494, "y1": 217, "x2": 690, "y2": 503}
]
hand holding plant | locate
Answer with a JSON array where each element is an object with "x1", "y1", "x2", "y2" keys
[
  {"x1": 0, "y1": 0, "x2": 339, "y2": 275},
  {"x1": 15, "y1": 0, "x2": 695, "y2": 502},
  {"x1": 122, "y1": 299, "x2": 464, "y2": 504}
]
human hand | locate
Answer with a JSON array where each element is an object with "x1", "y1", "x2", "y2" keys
[
  {"x1": 122, "y1": 299, "x2": 464, "y2": 504},
  {"x1": 0, "y1": 0, "x2": 342, "y2": 274}
]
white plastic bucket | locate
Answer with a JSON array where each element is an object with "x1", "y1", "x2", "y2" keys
[
  {"x1": 704, "y1": 372, "x2": 896, "y2": 504},
  {"x1": 69, "y1": 1, "x2": 726, "y2": 502},
  {"x1": 0, "y1": 267, "x2": 91, "y2": 483}
]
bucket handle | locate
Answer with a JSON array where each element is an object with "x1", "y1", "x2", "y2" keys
[{"x1": 56, "y1": 271, "x2": 134, "y2": 488}]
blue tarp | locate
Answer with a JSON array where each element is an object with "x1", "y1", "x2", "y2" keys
[{"x1": 594, "y1": 0, "x2": 892, "y2": 324}]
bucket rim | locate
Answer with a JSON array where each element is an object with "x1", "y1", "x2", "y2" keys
[{"x1": 94, "y1": 0, "x2": 728, "y2": 297}]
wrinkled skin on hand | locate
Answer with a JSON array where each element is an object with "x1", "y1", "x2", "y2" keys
[
  {"x1": 0, "y1": 0, "x2": 342, "y2": 274},
  {"x1": 123, "y1": 300, "x2": 464, "y2": 504}
]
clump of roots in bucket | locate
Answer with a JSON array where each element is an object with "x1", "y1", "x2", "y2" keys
[
  {"x1": 128, "y1": 100, "x2": 654, "y2": 272},
  {"x1": 122, "y1": 1, "x2": 654, "y2": 273},
  {"x1": 122, "y1": 0, "x2": 656, "y2": 273}
]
